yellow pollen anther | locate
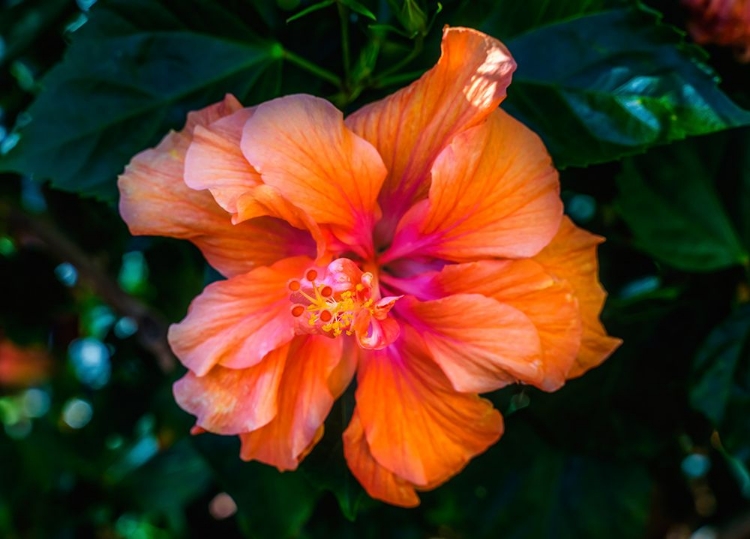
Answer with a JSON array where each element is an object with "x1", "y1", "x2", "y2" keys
[{"x1": 287, "y1": 261, "x2": 398, "y2": 345}]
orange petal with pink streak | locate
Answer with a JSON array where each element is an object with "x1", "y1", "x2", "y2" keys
[
  {"x1": 386, "y1": 109, "x2": 562, "y2": 263},
  {"x1": 239, "y1": 335, "x2": 355, "y2": 470},
  {"x1": 343, "y1": 410, "x2": 420, "y2": 508},
  {"x1": 184, "y1": 107, "x2": 262, "y2": 216},
  {"x1": 534, "y1": 217, "x2": 622, "y2": 378},
  {"x1": 345, "y1": 27, "x2": 516, "y2": 236},
  {"x1": 428, "y1": 259, "x2": 583, "y2": 391},
  {"x1": 167, "y1": 256, "x2": 311, "y2": 376},
  {"x1": 118, "y1": 95, "x2": 316, "y2": 277},
  {"x1": 355, "y1": 328, "x2": 503, "y2": 488},
  {"x1": 173, "y1": 342, "x2": 289, "y2": 435},
  {"x1": 399, "y1": 293, "x2": 544, "y2": 393},
  {"x1": 235, "y1": 184, "x2": 330, "y2": 264},
  {"x1": 241, "y1": 95, "x2": 386, "y2": 256}
]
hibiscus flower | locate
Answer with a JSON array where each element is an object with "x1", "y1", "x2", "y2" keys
[{"x1": 118, "y1": 27, "x2": 620, "y2": 507}]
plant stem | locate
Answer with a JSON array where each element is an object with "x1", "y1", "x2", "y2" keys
[
  {"x1": 3, "y1": 203, "x2": 176, "y2": 373},
  {"x1": 374, "y1": 35, "x2": 423, "y2": 82},
  {"x1": 337, "y1": 1, "x2": 352, "y2": 86},
  {"x1": 282, "y1": 48, "x2": 342, "y2": 87}
]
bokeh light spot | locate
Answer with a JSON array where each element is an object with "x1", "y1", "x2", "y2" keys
[
  {"x1": 62, "y1": 398, "x2": 93, "y2": 429},
  {"x1": 681, "y1": 453, "x2": 711, "y2": 479},
  {"x1": 209, "y1": 492, "x2": 237, "y2": 520},
  {"x1": 114, "y1": 317, "x2": 138, "y2": 339},
  {"x1": 21, "y1": 388, "x2": 51, "y2": 418},
  {"x1": 54, "y1": 262, "x2": 78, "y2": 287},
  {"x1": 566, "y1": 193, "x2": 596, "y2": 223},
  {"x1": 68, "y1": 338, "x2": 111, "y2": 389}
]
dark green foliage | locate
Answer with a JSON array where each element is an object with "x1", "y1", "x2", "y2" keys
[
  {"x1": 503, "y1": 7, "x2": 750, "y2": 168},
  {"x1": 615, "y1": 134, "x2": 748, "y2": 271},
  {"x1": 0, "y1": 0, "x2": 284, "y2": 201}
]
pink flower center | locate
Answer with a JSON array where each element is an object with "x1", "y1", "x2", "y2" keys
[{"x1": 287, "y1": 258, "x2": 401, "y2": 349}]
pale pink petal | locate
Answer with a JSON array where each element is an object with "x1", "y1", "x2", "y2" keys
[
  {"x1": 184, "y1": 107, "x2": 262, "y2": 216},
  {"x1": 118, "y1": 95, "x2": 316, "y2": 277}
]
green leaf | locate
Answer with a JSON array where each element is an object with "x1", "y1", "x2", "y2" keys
[
  {"x1": 615, "y1": 135, "x2": 748, "y2": 271},
  {"x1": 452, "y1": 0, "x2": 619, "y2": 41},
  {"x1": 691, "y1": 304, "x2": 750, "y2": 468},
  {"x1": 0, "y1": 0, "x2": 283, "y2": 202},
  {"x1": 117, "y1": 439, "x2": 212, "y2": 534},
  {"x1": 503, "y1": 7, "x2": 750, "y2": 168},
  {"x1": 341, "y1": 0, "x2": 377, "y2": 21},
  {"x1": 427, "y1": 422, "x2": 652, "y2": 539},
  {"x1": 286, "y1": 0, "x2": 335, "y2": 23},
  {"x1": 193, "y1": 435, "x2": 320, "y2": 539}
]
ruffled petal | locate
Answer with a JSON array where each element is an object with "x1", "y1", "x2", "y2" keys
[
  {"x1": 426, "y1": 260, "x2": 583, "y2": 391},
  {"x1": 343, "y1": 410, "x2": 420, "y2": 508},
  {"x1": 118, "y1": 95, "x2": 316, "y2": 277},
  {"x1": 235, "y1": 184, "x2": 329, "y2": 263},
  {"x1": 355, "y1": 327, "x2": 503, "y2": 487},
  {"x1": 239, "y1": 335, "x2": 356, "y2": 470},
  {"x1": 241, "y1": 95, "x2": 386, "y2": 256},
  {"x1": 398, "y1": 293, "x2": 544, "y2": 393},
  {"x1": 173, "y1": 343, "x2": 289, "y2": 435},
  {"x1": 167, "y1": 256, "x2": 311, "y2": 376},
  {"x1": 534, "y1": 217, "x2": 622, "y2": 377},
  {"x1": 183, "y1": 107, "x2": 262, "y2": 216},
  {"x1": 384, "y1": 109, "x2": 562, "y2": 264},
  {"x1": 345, "y1": 27, "x2": 516, "y2": 237}
]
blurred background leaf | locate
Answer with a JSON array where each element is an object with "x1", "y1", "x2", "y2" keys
[
  {"x1": 615, "y1": 134, "x2": 749, "y2": 272},
  {"x1": 503, "y1": 6, "x2": 750, "y2": 168},
  {"x1": 0, "y1": 0, "x2": 284, "y2": 201}
]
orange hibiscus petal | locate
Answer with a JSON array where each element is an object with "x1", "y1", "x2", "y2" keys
[
  {"x1": 343, "y1": 410, "x2": 420, "y2": 508},
  {"x1": 239, "y1": 335, "x2": 355, "y2": 470},
  {"x1": 345, "y1": 26, "x2": 516, "y2": 236},
  {"x1": 241, "y1": 95, "x2": 386, "y2": 256},
  {"x1": 167, "y1": 256, "x2": 311, "y2": 376},
  {"x1": 534, "y1": 217, "x2": 622, "y2": 377},
  {"x1": 118, "y1": 95, "x2": 316, "y2": 277},
  {"x1": 173, "y1": 342, "x2": 289, "y2": 435},
  {"x1": 429, "y1": 260, "x2": 583, "y2": 391},
  {"x1": 235, "y1": 184, "x2": 330, "y2": 264},
  {"x1": 183, "y1": 107, "x2": 262, "y2": 216},
  {"x1": 355, "y1": 328, "x2": 503, "y2": 487},
  {"x1": 398, "y1": 294, "x2": 544, "y2": 393},
  {"x1": 385, "y1": 109, "x2": 562, "y2": 263}
]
